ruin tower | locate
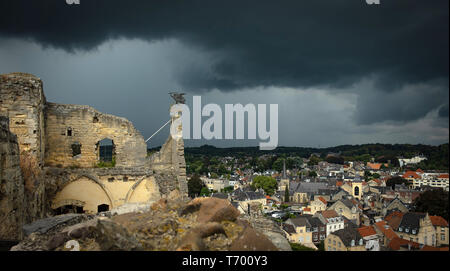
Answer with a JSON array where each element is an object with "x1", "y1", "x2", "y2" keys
[{"x1": 0, "y1": 73, "x2": 46, "y2": 167}]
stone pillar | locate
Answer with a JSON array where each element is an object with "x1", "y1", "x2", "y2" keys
[{"x1": 169, "y1": 104, "x2": 188, "y2": 197}]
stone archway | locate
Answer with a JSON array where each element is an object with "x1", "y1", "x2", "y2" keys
[
  {"x1": 52, "y1": 176, "x2": 113, "y2": 214},
  {"x1": 125, "y1": 176, "x2": 161, "y2": 203}
]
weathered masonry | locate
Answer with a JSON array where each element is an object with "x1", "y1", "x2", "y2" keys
[
  {"x1": 44, "y1": 103, "x2": 147, "y2": 168},
  {"x1": 0, "y1": 73, "x2": 187, "y2": 222}
]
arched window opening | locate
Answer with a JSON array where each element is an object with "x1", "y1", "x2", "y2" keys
[
  {"x1": 97, "y1": 204, "x2": 109, "y2": 213},
  {"x1": 354, "y1": 186, "x2": 360, "y2": 196},
  {"x1": 67, "y1": 127, "x2": 72, "y2": 136},
  {"x1": 96, "y1": 138, "x2": 116, "y2": 167}
]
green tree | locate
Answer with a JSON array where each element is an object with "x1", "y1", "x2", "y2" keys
[
  {"x1": 251, "y1": 176, "x2": 278, "y2": 195},
  {"x1": 210, "y1": 172, "x2": 219, "y2": 179},
  {"x1": 308, "y1": 155, "x2": 321, "y2": 166},
  {"x1": 413, "y1": 189, "x2": 449, "y2": 221},
  {"x1": 289, "y1": 242, "x2": 316, "y2": 251},
  {"x1": 325, "y1": 156, "x2": 344, "y2": 164},
  {"x1": 223, "y1": 186, "x2": 234, "y2": 193},
  {"x1": 308, "y1": 171, "x2": 317, "y2": 177},
  {"x1": 317, "y1": 241, "x2": 325, "y2": 251},
  {"x1": 200, "y1": 187, "x2": 211, "y2": 197},
  {"x1": 386, "y1": 176, "x2": 409, "y2": 189},
  {"x1": 187, "y1": 174, "x2": 204, "y2": 198},
  {"x1": 273, "y1": 157, "x2": 285, "y2": 172}
]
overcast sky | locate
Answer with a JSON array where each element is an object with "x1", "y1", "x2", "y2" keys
[{"x1": 0, "y1": 0, "x2": 448, "y2": 148}]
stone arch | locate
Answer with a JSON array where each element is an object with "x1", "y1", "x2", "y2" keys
[
  {"x1": 125, "y1": 176, "x2": 161, "y2": 203},
  {"x1": 52, "y1": 175, "x2": 114, "y2": 214}
]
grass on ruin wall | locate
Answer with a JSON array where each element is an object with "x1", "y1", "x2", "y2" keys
[{"x1": 94, "y1": 157, "x2": 116, "y2": 168}]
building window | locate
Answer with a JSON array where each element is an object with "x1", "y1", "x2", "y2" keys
[
  {"x1": 67, "y1": 127, "x2": 72, "y2": 136},
  {"x1": 71, "y1": 142, "x2": 81, "y2": 157},
  {"x1": 441, "y1": 234, "x2": 445, "y2": 241}
]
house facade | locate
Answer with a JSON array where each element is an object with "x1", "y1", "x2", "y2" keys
[
  {"x1": 325, "y1": 227, "x2": 366, "y2": 251},
  {"x1": 315, "y1": 210, "x2": 345, "y2": 236},
  {"x1": 430, "y1": 215, "x2": 449, "y2": 247},
  {"x1": 395, "y1": 212, "x2": 436, "y2": 247}
]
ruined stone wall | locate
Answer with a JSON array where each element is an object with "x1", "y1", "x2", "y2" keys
[
  {"x1": 0, "y1": 116, "x2": 25, "y2": 240},
  {"x1": 0, "y1": 73, "x2": 46, "y2": 167},
  {"x1": 44, "y1": 103, "x2": 147, "y2": 168},
  {"x1": 0, "y1": 72, "x2": 188, "y2": 232}
]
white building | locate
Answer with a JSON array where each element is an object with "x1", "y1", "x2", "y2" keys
[{"x1": 398, "y1": 156, "x2": 427, "y2": 167}]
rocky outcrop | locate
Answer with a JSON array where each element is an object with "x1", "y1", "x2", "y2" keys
[
  {"x1": 11, "y1": 197, "x2": 288, "y2": 251},
  {"x1": 241, "y1": 215, "x2": 292, "y2": 251}
]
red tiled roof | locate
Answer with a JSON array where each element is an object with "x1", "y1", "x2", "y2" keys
[
  {"x1": 372, "y1": 179, "x2": 381, "y2": 185},
  {"x1": 336, "y1": 181, "x2": 343, "y2": 187},
  {"x1": 303, "y1": 207, "x2": 311, "y2": 212},
  {"x1": 318, "y1": 196, "x2": 327, "y2": 205},
  {"x1": 402, "y1": 171, "x2": 420, "y2": 179},
  {"x1": 416, "y1": 168, "x2": 424, "y2": 173},
  {"x1": 438, "y1": 174, "x2": 449, "y2": 179},
  {"x1": 388, "y1": 237, "x2": 420, "y2": 251},
  {"x1": 430, "y1": 216, "x2": 449, "y2": 227},
  {"x1": 321, "y1": 210, "x2": 339, "y2": 219},
  {"x1": 374, "y1": 220, "x2": 398, "y2": 241},
  {"x1": 420, "y1": 246, "x2": 449, "y2": 251},
  {"x1": 367, "y1": 163, "x2": 382, "y2": 170},
  {"x1": 385, "y1": 211, "x2": 404, "y2": 230},
  {"x1": 358, "y1": 226, "x2": 377, "y2": 237}
]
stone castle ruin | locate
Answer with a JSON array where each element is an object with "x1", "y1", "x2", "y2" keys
[{"x1": 0, "y1": 73, "x2": 187, "y2": 240}]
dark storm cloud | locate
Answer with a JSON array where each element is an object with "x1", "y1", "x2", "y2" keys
[
  {"x1": 0, "y1": 0, "x2": 448, "y2": 124},
  {"x1": 439, "y1": 104, "x2": 449, "y2": 118},
  {"x1": 354, "y1": 79, "x2": 449, "y2": 125}
]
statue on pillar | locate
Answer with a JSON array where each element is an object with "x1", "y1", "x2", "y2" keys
[{"x1": 169, "y1": 92, "x2": 186, "y2": 104}]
